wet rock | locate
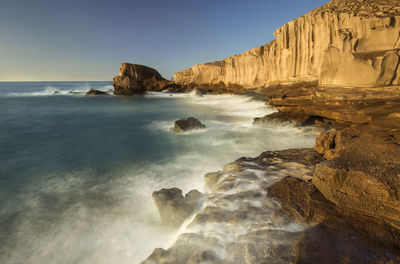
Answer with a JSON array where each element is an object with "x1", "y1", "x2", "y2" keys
[
  {"x1": 85, "y1": 88, "x2": 108, "y2": 96},
  {"x1": 204, "y1": 172, "x2": 223, "y2": 190},
  {"x1": 53, "y1": 91, "x2": 61, "y2": 95},
  {"x1": 222, "y1": 163, "x2": 244, "y2": 173},
  {"x1": 152, "y1": 188, "x2": 203, "y2": 227},
  {"x1": 172, "y1": 117, "x2": 206, "y2": 132},
  {"x1": 142, "y1": 233, "x2": 222, "y2": 264},
  {"x1": 144, "y1": 149, "x2": 325, "y2": 264}
]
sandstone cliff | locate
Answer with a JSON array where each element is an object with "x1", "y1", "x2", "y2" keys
[{"x1": 173, "y1": 0, "x2": 400, "y2": 89}]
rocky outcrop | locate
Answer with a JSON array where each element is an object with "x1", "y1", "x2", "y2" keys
[
  {"x1": 174, "y1": 0, "x2": 400, "y2": 89},
  {"x1": 152, "y1": 188, "x2": 203, "y2": 227},
  {"x1": 143, "y1": 149, "x2": 324, "y2": 264},
  {"x1": 113, "y1": 63, "x2": 179, "y2": 95},
  {"x1": 172, "y1": 117, "x2": 206, "y2": 132},
  {"x1": 144, "y1": 147, "x2": 400, "y2": 263},
  {"x1": 311, "y1": 126, "x2": 400, "y2": 248}
]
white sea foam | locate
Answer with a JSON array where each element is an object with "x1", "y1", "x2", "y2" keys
[
  {"x1": 0, "y1": 84, "x2": 112, "y2": 98},
  {"x1": 2, "y1": 87, "x2": 88, "y2": 97}
]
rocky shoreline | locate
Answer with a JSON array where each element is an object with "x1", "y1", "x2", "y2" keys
[{"x1": 142, "y1": 123, "x2": 400, "y2": 263}]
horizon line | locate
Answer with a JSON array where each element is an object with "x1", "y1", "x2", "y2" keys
[{"x1": 0, "y1": 80, "x2": 112, "y2": 82}]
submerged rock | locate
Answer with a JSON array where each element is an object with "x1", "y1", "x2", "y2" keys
[
  {"x1": 152, "y1": 188, "x2": 203, "y2": 227},
  {"x1": 172, "y1": 117, "x2": 206, "y2": 132},
  {"x1": 85, "y1": 88, "x2": 108, "y2": 96}
]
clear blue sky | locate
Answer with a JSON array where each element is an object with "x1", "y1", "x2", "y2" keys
[{"x1": 0, "y1": 0, "x2": 328, "y2": 81}]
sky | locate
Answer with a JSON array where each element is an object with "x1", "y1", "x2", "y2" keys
[{"x1": 0, "y1": 0, "x2": 328, "y2": 81}]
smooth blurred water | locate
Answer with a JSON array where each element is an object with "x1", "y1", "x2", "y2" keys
[{"x1": 0, "y1": 82, "x2": 316, "y2": 264}]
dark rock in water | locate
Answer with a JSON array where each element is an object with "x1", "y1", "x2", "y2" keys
[
  {"x1": 152, "y1": 188, "x2": 203, "y2": 227},
  {"x1": 85, "y1": 88, "x2": 108, "y2": 96},
  {"x1": 53, "y1": 91, "x2": 61, "y2": 95},
  {"x1": 68, "y1": 91, "x2": 81, "y2": 95},
  {"x1": 172, "y1": 117, "x2": 206, "y2": 132}
]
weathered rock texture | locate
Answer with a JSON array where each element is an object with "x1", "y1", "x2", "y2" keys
[
  {"x1": 312, "y1": 125, "x2": 400, "y2": 248},
  {"x1": 113, "y1": 63, "x2": 179, "y2": 95},
  {"x1": 174, "y1": 0, "x2": 400, "y2": 89},
  {"x1": 263, "y1": 84, "x2": 400, "y2": 128},
  {"x1": 268, "y1": 176, "x2": 400, "y2": 263}
]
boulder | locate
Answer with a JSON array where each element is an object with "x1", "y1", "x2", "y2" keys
[
  {"x1": 152, "y1": 188, "x2": 203, "y2": 227},
  {"x1": 85, "y1": 88, "x2": 108, "y2": 96},
  {"x1": 172, "y1": 117, "x2": 206, "y2": 132}
]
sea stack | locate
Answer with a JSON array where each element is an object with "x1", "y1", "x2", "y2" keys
[{"x1": 112, "y1": 63, "x2": 170, "y2": 95}]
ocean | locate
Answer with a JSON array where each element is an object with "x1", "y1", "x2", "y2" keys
[{"x1": 0, "y1": 82, "x2": 316, "y2": 263}]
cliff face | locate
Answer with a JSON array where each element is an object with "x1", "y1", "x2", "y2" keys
[{"x1": 173, "y1": 0, "x2": 400, "y2": 88}]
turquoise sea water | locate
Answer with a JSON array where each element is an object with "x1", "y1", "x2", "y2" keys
[{"x1": 0, "y1": 82, "x2": 316, "y2": 263}]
